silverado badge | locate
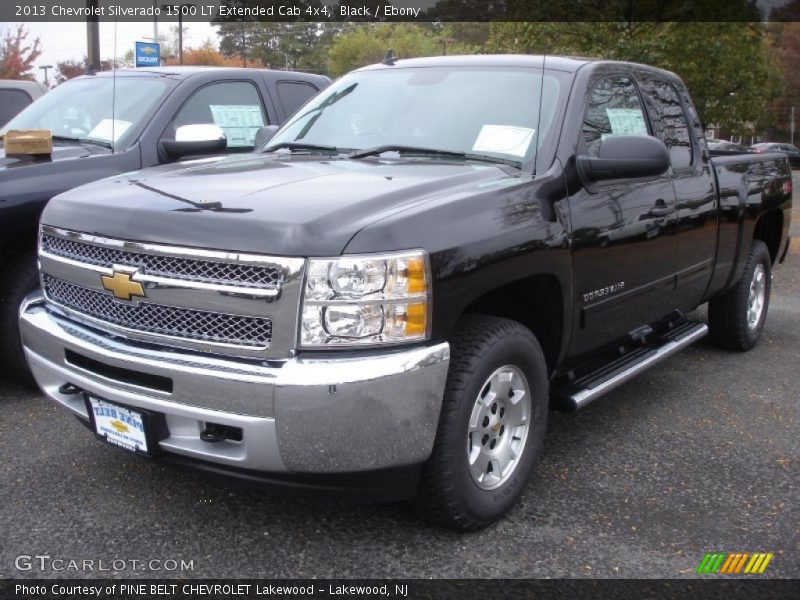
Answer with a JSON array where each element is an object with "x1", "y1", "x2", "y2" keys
[{"x1": 101, "y1": 271, "x2": 145, "y2": 301}]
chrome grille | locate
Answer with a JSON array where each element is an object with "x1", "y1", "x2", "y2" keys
[
  {"x1": 41, "y1": 234, "x2": 281, "y2": 288},
  {"x1": 44, "y1": 275, "x2": 272, "y2": 348}
]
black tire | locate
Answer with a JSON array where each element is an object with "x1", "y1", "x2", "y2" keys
[
  {"x1": 412, "y1": 314, "x2": 549, "y2": 530},
  {"x1": 708, "y1": 239, "x2": 772, "y2": 351},
  {"x1": 0, "y1": 252, "x2": 39, "y2": 385}
]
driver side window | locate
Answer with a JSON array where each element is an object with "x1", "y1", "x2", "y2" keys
[
  {"x1": 168, "y1": 81, "x2": 268, "y2": 151},
  {"x1": 582, "y1": 77, "x2": 649, "y2": 157}
]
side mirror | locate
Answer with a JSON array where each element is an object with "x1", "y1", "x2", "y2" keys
[
  {"x1": 160, "y1": 124, "x2": 227, "y2": 160},
  {"x1": 254, "y1": 125, "x2": 280, "y2": 149},
  {"x1": 577, "y1": 135, "x2": 670, "y2": 182}
]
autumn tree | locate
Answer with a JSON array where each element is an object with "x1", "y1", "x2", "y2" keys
[
  {"x1": 0, "y1": 24, "x2": 42, "y2": 80},
  {"x1": 765, "y1": 0, "x2": 800, "y2": 141},
  {"x1": 55, "y1": 60, "x2": 88, "y2": 84},
  {"x1": 165, "y1": 40, "x2": 243, "y2": 66}
]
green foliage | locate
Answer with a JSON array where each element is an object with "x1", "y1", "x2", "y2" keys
[
  {"x1": 487, "y1": 22, "x2": 783, "y2": 134},
  {"x1": 327, "y1": 24, "x2": 477, "y2": 77}
]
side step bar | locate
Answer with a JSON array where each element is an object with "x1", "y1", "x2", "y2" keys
[{"x1": 552, "y1": 321, "x2": 708, "y2": 412}]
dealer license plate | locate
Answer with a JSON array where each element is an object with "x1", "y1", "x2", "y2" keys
[{"x1": 87, "y1": 396, "x2": 151, "y2": 455}]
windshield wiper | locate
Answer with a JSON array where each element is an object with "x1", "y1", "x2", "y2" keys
[
  {"x1": 262, "y1": 142, "x2": 341, "y2": 155},
  {"x1": 348, "y1": 145, "x2": 522, "y2": 168},
  {"x1": 52, "y1": 135, "x2": 113, "y2": 149}
]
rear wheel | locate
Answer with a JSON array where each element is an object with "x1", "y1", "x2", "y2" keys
[
  {"x1": 0, "y1": 252, "x2": 38, "y2": 385},
  {"x1": 412, "y1": 315, "x2": 548, "y2": 530},
  {"x1": 708, "y1": 240, "x2": 772, "y2": 351}
]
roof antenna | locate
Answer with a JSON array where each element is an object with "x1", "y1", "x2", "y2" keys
[
  {"x1": 111, "y1": 17, "x2": 117, "y2": 154},
  {"x1": 533, "y1": 49, "x2": 546, "y2": 175},
  {"x1": 382, "y1": 49, "x2": 397, "y2": 66}
]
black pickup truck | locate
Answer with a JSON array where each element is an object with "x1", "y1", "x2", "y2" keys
[
  {"x1": 0, "y1": 66, "x2": 329, "y2": 380},
  {"x1": 19, "y1": 56, "x2": 792, "y2": 530}
]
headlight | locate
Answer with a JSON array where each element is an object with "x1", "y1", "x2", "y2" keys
[{"x1": 300, "y1": 250, "x2": 431, "y2": 347}]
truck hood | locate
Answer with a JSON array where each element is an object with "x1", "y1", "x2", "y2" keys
[{"x1": 42, "y1": 153, "x2": 518, "y2": 256}]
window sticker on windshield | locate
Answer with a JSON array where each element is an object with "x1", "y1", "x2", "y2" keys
[
  {"x1": 472, "y1": 125, "x2": 535, "y2": 158},
  {"x1": 605, "y1": 108, "x2": 647, "y2": 136},
  {"x1": 209, "y1": 105, "x2": 265, "y2": 147},
  {"x1": 88, "y1": 119, "x2": 132, "y2": 142}
]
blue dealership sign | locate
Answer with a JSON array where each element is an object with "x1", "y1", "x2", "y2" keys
[{"x1": 135, "y1": 41, "x2": 160, "y2": 67}]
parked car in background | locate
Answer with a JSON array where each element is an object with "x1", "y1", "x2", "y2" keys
[
  {"x1": 706, "y1": 139, "x2": 748, "y2": 153},
  {"x1": 750, "y1": 142, "x2": 800, "y2": 167},
  {"x1": 0, "y1": 66, "x2": 329, "y2": 381},
  {"x1": 0, "y1": 80, "x2": 48, "y2": 126}
]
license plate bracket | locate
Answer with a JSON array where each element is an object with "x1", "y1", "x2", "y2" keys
[{"x1": 84, "y1": 395, "x2": 157, "y2": 457}]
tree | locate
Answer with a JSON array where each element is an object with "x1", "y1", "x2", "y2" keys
[
  {"x1": 55, "y1": 60, "x2": 88, "y2": 84},
  {"x1": 0, "y1": 24, "x2": 42, "y2": 80},
  {"x1": 164, "y1": 40, "x2": 242, "y2": 67},
  {"x1": 328, "y1": 23, "x2": 476, "y2": 76},
  {"x1": 487, "y1": 22, "x2": 782, "y2": 136},
  {"x1": 765, "y1": 1, "x2": 800, "y2": 140}
]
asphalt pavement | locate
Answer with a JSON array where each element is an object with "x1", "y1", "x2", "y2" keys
[{"x1": 1, "y1": 172, "x2": 798, "y2": 580}]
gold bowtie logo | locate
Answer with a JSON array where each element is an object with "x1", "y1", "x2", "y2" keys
[
  {"x1": 110, "y1": 420, "x2": 129, "y2": 433},
  {"x1": 101, "y1": 271, "x2": 145, "y2": 301}
]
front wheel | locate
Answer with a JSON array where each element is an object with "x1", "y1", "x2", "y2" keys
[
  {"x1": 412, "y1": 315, "x2": 549, "y2": 530},
  {"x1": 708, "y1": 239, "x2": 772, "y2": 351}
]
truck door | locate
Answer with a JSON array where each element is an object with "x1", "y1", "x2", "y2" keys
[
  {"x1": 567, "y1": 75, "x2": 679, "y2": 356},
  {"x1": 639, "y1": 77, "x2": 717, "y2": 311},
  {"x1": 159, "y1": 80, "x2": 272, "y2": 158}
]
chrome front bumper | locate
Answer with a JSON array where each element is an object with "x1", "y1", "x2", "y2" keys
[{"x1": 20, "y1": 297, "x2": 450, "y2": 475}]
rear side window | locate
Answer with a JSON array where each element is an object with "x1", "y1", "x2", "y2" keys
[
  {"x1": 0, "y1": 89, "x2": 33, "y2": 126},
  {"x1": 276, "y1": 81, "x2": 318, "y2": 117},
  {"x1": 582, "y1": 77, "x2": 649, "y2": 157},
  {"x1": 641, "y1": 79, "x2": 693, "y2": 169}
]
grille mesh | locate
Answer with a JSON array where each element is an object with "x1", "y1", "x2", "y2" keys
[
  {"x1": 41, "y1": 234, "x2": 281, "y2": 288},
  {"x1": 44, "y1": 276, "x2": 272, "y2": 347}
]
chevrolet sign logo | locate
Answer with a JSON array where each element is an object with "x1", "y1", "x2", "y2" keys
[
  {"x1": 101, "y1": 271, "x2": 145, "y2": 301},
  {"x1": 141, "y1": 47, "x2": 155, "y2": 55}
]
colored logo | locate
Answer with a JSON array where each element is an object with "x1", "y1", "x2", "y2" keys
[
  {"x1": 135, "y1": 41, "x2": 160, "y2": 67},
  {"x1": 110, "y1": 420, "x2": 129, "y2": 434},
  {"x1": 697, "y1": 552, "x2": 774, "y2": 574},
  {"x1": 101, "y1": 271, "x2": 145, "y2": 302}
]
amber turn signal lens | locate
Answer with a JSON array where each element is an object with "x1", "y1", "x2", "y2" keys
[
  {"x1": 406, "y1": 257, "x2": 427, "y2": 295},
  {"x1": 404, "y1": 302, "x2": 427, "y2": 336}
]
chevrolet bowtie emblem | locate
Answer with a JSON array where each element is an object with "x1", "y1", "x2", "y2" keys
[
  {"x1": 101, "y1": 271, "x2": 145, "y2": 301},
  {"x1": 110, "y1": 420, "x2": 129, "y2": 434}
]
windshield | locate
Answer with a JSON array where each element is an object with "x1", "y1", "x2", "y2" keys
[
  {"x1": 0, "y1": 76, "x2": 172, "y2": 147},
  {"x1": 265, "y1": 67, "x2": 561, "y2": 166}
]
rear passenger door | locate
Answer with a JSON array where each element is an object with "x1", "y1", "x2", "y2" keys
[
  {"x1": 639, "y1": 77, "x2": 717, "y2": 309},
  {"x1": 275, "y1": 80, "x2": 321, "y2": 118},
  {"x1": 568, "y1": 74, "x2": 679, "y2": 356}
]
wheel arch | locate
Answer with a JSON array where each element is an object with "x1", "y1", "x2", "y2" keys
[
  {"x1": 752, "y1": 208, "x2": 784, "y2": 265},
  {"x1": 454, "y1": 273, "x2": 565, "y2": 376}
]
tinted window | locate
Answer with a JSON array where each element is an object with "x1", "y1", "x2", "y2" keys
[
  {"x1": 582, "y1": 77, "x2": 649, "y2": 157},
  {"x1": 641, "y1": 79, "x2": 692, "y2": 169},
  {"x1": 276, "y1": 81, "x2": 318, "y2": 117},
  {"x1": 172, "y1": 81, "x2": 267, "y2": 149},
  {"x1": 0, "y1": 89, "x2": 33, "y2": 126}
]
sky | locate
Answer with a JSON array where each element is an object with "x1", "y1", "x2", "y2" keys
[{"x1": 12, "y1": 21, "x2": 218, "y2": 83}]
